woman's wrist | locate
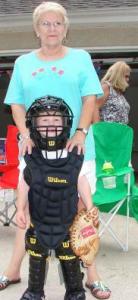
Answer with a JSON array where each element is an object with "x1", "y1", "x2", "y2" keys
[
  {"x1": 74, "y1": 130, "x2": 86, "y2": 143},
  {"x1": 19, "y1": 133, "x2": 30, "y2": 142},
  {"x1": 76, "y1": 127, "x2": 88, "y2": 136}
]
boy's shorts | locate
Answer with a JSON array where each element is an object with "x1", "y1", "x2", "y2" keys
[{"x1": 79, "y1": 160, "x2": 96, "y2": 195}]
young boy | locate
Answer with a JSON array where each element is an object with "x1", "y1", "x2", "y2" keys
[{"x1": 16, "y1": 95, "x2": 95, "y2": 300}]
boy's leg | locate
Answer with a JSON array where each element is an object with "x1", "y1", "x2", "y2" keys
[
  {"x1": 56, "y1": 238, "x2": 86, "y2": 300},
  {"x1": 20, "y1": 255, "x2": 46, "y2": 300},
  {"x1": 60, "y1": 258, "x2": 85, "y2": 300},
  {"x1": 20, "y1": 227, "x2": 48, "y2": 300}
]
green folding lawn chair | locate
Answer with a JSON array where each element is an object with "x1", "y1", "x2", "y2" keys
[{"x1": 93, "y1": 122, "x2": 134, "y2": 251}]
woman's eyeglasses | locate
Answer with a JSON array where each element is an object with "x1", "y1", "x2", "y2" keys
[{"x1": 39, "y1": 21, "x2": 65, "y2": 29}]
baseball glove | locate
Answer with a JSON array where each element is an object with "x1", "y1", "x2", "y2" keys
[{"x1": 70, "y1": 207, "x2": 100, "y2": 266}]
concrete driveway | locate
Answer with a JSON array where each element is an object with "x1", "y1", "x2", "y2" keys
[{"x1": 0, "y1": 214, "x2": 138, "y2": 300}]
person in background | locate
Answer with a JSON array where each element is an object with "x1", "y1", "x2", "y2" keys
[
  {"x1": 94, "y1": 61, "x2": 131, "y2": 123},
  {"x1": 1, "y1": 2, "x2": 111, "y2": 299}
]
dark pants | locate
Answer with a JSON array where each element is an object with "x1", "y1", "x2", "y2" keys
[{"x1": 20, "y1": 227, "x2": 85, "y2": 300}]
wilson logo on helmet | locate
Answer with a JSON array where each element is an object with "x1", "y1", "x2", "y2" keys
[{"x1": 48, "y1": 141, "x2": 55, "y2": 146}]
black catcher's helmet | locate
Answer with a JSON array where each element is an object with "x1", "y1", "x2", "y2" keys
[{"x1": 26, "y1": 95, "x2": 73, "y2": 151}]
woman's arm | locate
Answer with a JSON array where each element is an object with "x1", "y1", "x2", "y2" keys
[
  {"x1": 79, "y1": 95, "x2": 96, "y2": 128},
  {"x1": 66, "y1": 95, "x2": 96, "y2": 154},
  {"x1": 96, "y1": 82, "x2": 110, "y2": 108},
  {"x1": 11, "y1": 104, "x2": 34, "y2": 155},
  {"x1": 92, "y1": 104, "x2": 100, "y2": 123},
  {"x1": 11, "y1": 104, "x2": 28, "y2": 136},
  {"x1": 92, "y1": 83, "x2": 110, "y2": 123}
]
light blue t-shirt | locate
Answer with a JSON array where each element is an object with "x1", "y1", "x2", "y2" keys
[{"x1": 5, "y1": 48, "x2": 103, "y2": 161}]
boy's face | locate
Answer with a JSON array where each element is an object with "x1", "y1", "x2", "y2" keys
[{"x1": 36, "y1": 111, "x2": 63, "y2": 137}]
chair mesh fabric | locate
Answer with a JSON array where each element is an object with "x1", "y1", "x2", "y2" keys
[{"x1": 93, "y1": 122, "x2": 134, "y2": 214}]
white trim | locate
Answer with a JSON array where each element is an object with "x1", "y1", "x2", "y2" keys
[{"x1": 0, "y1": 46, "x2": 138, "y2": 57}]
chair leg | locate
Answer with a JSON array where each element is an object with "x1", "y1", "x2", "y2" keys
[
  {"x1": 99, "y1": 197, "x2": 130, "y2": 251},
  {"x1": 3, "y1": 201, "x2": 15, "y2": 226},
  {"x1": 0, "y1": 192, "x2": 17, "y2": 226}
]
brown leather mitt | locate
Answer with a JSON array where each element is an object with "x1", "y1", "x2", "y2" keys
[{"x1": 70, "y1": 207, "x2": 100, "y2": 266}]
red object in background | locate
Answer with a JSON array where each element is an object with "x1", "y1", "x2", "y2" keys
[
  {"x1": 0, "y1": 138, "x2": 6, "y2": 164},
  {"x1": 0, "y1": 125, "x2": 19, "y2": 189},
  {"x1": 5, "y1": 125, "x2": 19, "y2": 164}
]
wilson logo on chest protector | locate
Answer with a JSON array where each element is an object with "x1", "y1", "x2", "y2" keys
[{"x1": 48, "y1": 176, "x2": 68, "y2": 184}]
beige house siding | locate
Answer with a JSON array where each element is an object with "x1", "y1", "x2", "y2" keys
[{"x1": 0, "y1": 7, "x2": 138, "y2": 53}]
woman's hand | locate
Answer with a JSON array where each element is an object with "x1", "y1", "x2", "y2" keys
[
  {"x1": 16, "y1": 209, "x2": 27, "y2": 229},
  {"x1": 19, "y1": 137, "x2": 34, "y2": 156},
  {"x1": 66, "y1": 131, "x2": 86, "y2": 154}
]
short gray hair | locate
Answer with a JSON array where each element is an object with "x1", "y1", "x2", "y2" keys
[{"x1": 33, "y1": 1, "x2": 69, "y2": 31}]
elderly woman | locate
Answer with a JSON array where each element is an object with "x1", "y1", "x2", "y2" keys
[{"x1": 1, "y1": 2, "x2": 111, "y2": 299}]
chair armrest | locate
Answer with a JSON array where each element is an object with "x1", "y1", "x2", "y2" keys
[
  {"x1": 97, "y1": 166, "x2": 133, "y2": 178},
  {"x1": 0, "y1": 163, "x2": 18, "y2": 173}
]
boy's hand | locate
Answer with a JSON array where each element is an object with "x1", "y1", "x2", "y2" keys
[
  {"x1": 70, "y1": 208, "x2": 100, "y2": 266},
  {"x1": 87, "y1": 207, "x2": 99, "y2": 228},
  {"x1": 16, "y1": 210, "x2": 27, "y2": 229}
]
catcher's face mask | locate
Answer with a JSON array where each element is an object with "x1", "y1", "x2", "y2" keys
[
  {"x1": 36, "y1": 110, "x2": 63, "y2": 138},
  {"x1": 26, "y1": 95, "x2": 73, "y2": 152}
]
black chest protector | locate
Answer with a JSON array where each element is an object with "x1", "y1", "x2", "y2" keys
[{"x1": 24, "y1": 148, "x2": 84, "y2": 249}]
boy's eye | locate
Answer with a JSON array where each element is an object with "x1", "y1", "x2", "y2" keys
[{"x1": 41, "y1": 118, "x2": 49, "y2": 122}]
